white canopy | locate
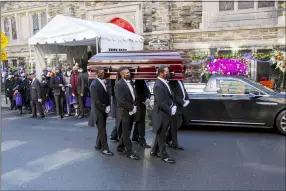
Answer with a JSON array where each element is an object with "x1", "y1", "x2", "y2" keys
[{"x1": 28, "y1": 15, "x2": 144, "y2": 78}]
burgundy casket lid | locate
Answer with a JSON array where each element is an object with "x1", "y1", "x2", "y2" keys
[{"x1": 88, "y1": 50, "x2": 184, "y2": 80}]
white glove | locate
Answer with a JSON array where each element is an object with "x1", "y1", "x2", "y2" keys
[
  {"x1": 105, "y1": 106, "x2": 110, "y2": 113},
  {"x1": 145, "y1": 98, "x2": 151, "y2": 106},
  {"x1": 61, "y1": 87, "x2": 65, "y2": 92},
  {"x1": 183, "y1": 100, "x2": 190, "y2": 107},
  {"x1": 171, "y1": 105, "x2": 177, "y2": 116},
  {"x1": 59, "y1": 84, "x2": 63, "y2": 87},
  {"x1": 68, "y1": 84, "x2": 72, "y2": 87},
  {"x1": 38, "y1": 99, "x2": 42, "y2": 103},
  {"x1": 129, "y1": 106, "x2": 137, "y2": 115}
]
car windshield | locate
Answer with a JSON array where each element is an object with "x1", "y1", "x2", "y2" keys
[{"x1": 243, "y1": 78, "x2": 275, "y2": 94}]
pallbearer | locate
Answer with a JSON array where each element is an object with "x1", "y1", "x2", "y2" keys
[
  {"x1": 115, "y1": 66, "x2": 140, "y2": 160},
  {"x1": 150, "y1": 65, "x2": 176, "y2": 164},
  {"x1": 90, "y1": 67, "x2": 113, "y2": 156},
  {"x1": 167, "y1": 80, "x2": 190, "y2": 150},
  {"x1": 132, "y1": 80, "x2": 151, "y2": 148}
]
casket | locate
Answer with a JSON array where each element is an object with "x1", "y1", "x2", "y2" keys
[{"x1": 88, "y1": 50, "x2": 184, "y2": 80}]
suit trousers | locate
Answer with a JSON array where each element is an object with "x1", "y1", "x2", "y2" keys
[
  {"x1": 167, "y1": 113, "x2": 183, "y2": 145},
  {"x1": 54, "y1": 95, "x2": 64, "y2": 117},
  {"x1": 132, "y1": 103, "x2": 147, "y2": 144},
  {"x1": 8, "y1": 97, "x2": 15, "y2": 110},
  {"x1": 95, "y1": 113, "x2": 109, "y2": 151},
  {"x1": 31, "y1": 100, "x2": 44, "y2": 116},
  {"x1": 76, "y1": 94, "x2": 84, "y2": 116},
  {"x1": 151, "y1": 119, "x2": 170, "y2": 159},
  {"x1": 117, "y1": 115, "x2": 133, "y2": 155}
]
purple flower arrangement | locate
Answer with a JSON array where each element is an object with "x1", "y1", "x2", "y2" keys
[{"x1": 206, "y1": 58, "x2": 249, "y2": 76}]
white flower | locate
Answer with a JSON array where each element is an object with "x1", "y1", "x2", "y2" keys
[
  {"x1": 212, "y1": 71, "x2": 216, "y2": 74},
  {"x1": 227, "y1": 72, "x2": 230, "y2": 75}
]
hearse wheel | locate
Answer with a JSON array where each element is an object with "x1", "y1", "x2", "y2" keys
[{"x1": 276, "y1": 110, "x2": 286, "y2": 136}]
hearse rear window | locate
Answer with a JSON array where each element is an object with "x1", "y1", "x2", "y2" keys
[{"x1": 217, "y1": 79, "x2": 257, "y2": 94}]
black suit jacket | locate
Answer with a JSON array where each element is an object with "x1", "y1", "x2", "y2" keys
[
  {"x1": 81, "y1": 72, "x2": 89, "y2": 96},
  {"x1": 90, "y1": 78, "x2": 110, "y2": 123},
  {"x1": 152, "y1": 79, "x2": 174, "y2": 133},
  {"x1": 134, "y1": 80, "x2": 151, "y2": 121},
  {"x1": 70, "y1": 73, "x2": 82, "y2": 95},
  {"x1": 30, "y1": 78, "x2": 42, "y2": 102},
  {"x1": 169, "y1": 80, "x2": 189, "y2": 108},
  {"x1": 114, "y1": 79, "x2": 136, "y2": 126},
  {"x1": 50, "y1": 76, "x2": 65, "y2": 96}
]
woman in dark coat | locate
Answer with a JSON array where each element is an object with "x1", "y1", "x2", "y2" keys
[{"x1": 64, "y1": 68, "x2": 73, "y2": 116}]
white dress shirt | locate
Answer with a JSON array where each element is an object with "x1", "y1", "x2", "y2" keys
[
  {"x1": 96, "y1": 78, "x2": 107, "y2": 92},
  {"x1": 158, "y1": 77, "x2": 172, "y2": 95},
  {"x1": 178, "y1": 81, "x2": 186, "y2": 100},
  {"x1": 124, "y1": 79, "x2": 135, "y2": 101}
]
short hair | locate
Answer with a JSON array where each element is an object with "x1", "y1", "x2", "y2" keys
[
  {"x1": 95, "y1": 66, "x2": 104, "y2": 74},
  {"x1": 157, "y1": 65, "x2": 168, "y2": 76}
]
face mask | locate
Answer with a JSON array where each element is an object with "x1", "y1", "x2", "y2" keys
[
  {"x1": 165, "y1": 73, "x2": 171, "y2": 80},
  {"x1": 125, "y1": 74, "x2": 131, "y2": 79}
]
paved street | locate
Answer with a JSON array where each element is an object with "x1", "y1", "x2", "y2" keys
[{"x1": 1, "y1": 108, "x2": 285, "y2": 190}]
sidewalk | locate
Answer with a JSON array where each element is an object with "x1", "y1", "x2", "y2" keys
[{"x1": 1, "y1": 94, "x2": 9, "y2": 108}]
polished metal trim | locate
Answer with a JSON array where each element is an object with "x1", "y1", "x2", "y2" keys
[
  {"x1": 256, "y1": 102, "x2": 278, "y2": 105},
  {"x1": 190, "y1": 120, "x2": 265, "y2": 125}
]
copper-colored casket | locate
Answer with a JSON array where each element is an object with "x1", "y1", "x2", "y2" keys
[{"x1": 88, "y1": 50, "x2": 184, "y2": 80}]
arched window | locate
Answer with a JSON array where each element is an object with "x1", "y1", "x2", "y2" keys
[
  {"x1": 32, "y1": 13, "x2": 39, "y2": 35},
  {"x1": 4, "y1": 18, "x2": 10, "y2": 38},
  {"x1": 11, "y1": 16, "x2": 17, "y2": 40},
  {"x1": 109, "y1": 18, "x2": 135, "y2": 33},
  {"x1": 41, "y1": 12, "x2": 47, "y2": 27}
]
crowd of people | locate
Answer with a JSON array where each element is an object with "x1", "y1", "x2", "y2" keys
[{"x1": 3, "y1": 64, "x2": 190, "y2": 164}]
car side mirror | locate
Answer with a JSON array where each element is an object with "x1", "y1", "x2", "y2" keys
[{"x1": 249, "y1": 91, "x2": 262, "y2": 99}]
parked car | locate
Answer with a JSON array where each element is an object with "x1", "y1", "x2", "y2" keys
[{"x1": 148, "y1": 75, "x2": 286, "y2": 135}]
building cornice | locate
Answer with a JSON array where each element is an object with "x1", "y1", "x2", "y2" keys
[
  {"x1": 1, "y1": 6, "x2": 47, "y2": 16},
  {"x1": 143, "y1": 25, "x2": 285, "y2": 36}
]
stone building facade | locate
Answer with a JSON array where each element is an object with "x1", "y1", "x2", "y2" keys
[{"x1": 1, "y1": 0, "x2": 285, "y2": 82}]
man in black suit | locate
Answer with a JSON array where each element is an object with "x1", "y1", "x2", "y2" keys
[
  {"x1": 150, "y1": 65, "x2": 176, "y2": 164},
  {"x1": 29, "y1": 72, "x2": 45, "y2": 119},
  {"x1": 115, "y1": 67, "x2": 140, "y2": 160},
  {"x1": 90, "y1": 67, "x2": 114, "y2": 156},
  {"x1": 20, "y1": 72, "x2": 32, "y2": 113},
  {"x1": 167, "y1": 80, "x2": 190, "y2": 150},
  {"x1": 50, "y1": 67, "x2": 65, "y2": 119},
  {"x1": 132, "y1": 80, "x2": 151, "y2": 148}
]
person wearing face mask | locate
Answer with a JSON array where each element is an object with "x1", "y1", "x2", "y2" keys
[
  {"x1": 131, "y1": 80, "x2": 152, "y2": 148},
  {"x1": 4, "y1": 73, "x2": 16, "y2": 110},
  {"x1": 150, "y1": 65, "x2": 176, "y2": 164},
  {"x1": 29, "y1": 72, "x2": 45, "y2": 119},
  {"x1": 70, "y1": 64, "x2": 84, "y2": 118},
  {"x1": 20, "y1": 72, "x2": 32, "y2": 113},
  {"x1": 115, "y1": 66, "x2": 139, "y2": 160},
  {"x1": 167, "y1": 80, "x2": 190, "y2": 150},
  {"x1": 64, "y1": 68, "x2": 73, "y2": 116},
  {"x1": 50, "y1": 67, "x2": 65, "y2": 119},
  {"x1": 40, "y1": 74, "x2": 50, "y2": 107},
  {"x1": 12, "y1": 74, "x2": 24, "y2": 115},
  {"x1": 90, "y1": 67, "x2": 113, "y2": 156}
]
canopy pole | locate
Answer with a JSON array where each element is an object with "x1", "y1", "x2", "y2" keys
[
  {"x1": 29, "y1": 44, "x2": 32, "y2": 72},
  {"x1": 96, "y1": 37, "x2": 99, "y2": 54}
]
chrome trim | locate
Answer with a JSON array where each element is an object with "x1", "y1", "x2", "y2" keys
[
  {"x1": 190, "y1": 120, "x2": 265, "y2": 125},
  {"x1": 256, "y1": 102, "x2": 278, "y2": 106}
]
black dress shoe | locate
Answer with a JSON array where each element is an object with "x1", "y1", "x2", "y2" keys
[
  {"x1": 38, "y1": 115, "x2": 45, "y2": 119},
  {"x1": 150, "y1": 152, "x2": 160, "y2": 158},
  {"x1": 102, "y1": 150, "x2": 114, "y2": 156},
  {"x1": 110, "y1": 137, "x2": 119, "y2": 142},
  {"x1": 30, "y1": 115, "x2": 37, "y2": 118},
  {"x1": 94, "y1": 145, "x2": 101, "y2": 150},
  {"x1": 170, "y1": 144, "x2": 184, "y2": 150},
  {"x1": 19, "y1": 111, "x2": 23, "y2": 115},
  {"x1": 117, "y1": 147, "x2": 125, "y2": 153},
  {"x1": 65, "y1": 114, "x2": 71, "y2": 117},
  {"x1": 140, "y1": 143, "x2": 151, "y2": 148},
  {"x1": 162, "y1": 157, "x2": 175, "y2": 164},
  {"x1": 78, "y1": 115, "x2": 84, "y2": 119},
  {"x1": 132, "y1": 138, "x2": 139, "y2": 143},
  {"x1": 127, "y1": 153, "x2": 140, "y2": 160}
]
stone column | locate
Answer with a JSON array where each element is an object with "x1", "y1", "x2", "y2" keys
[{"x1": 278, "y1": 1, "x2": 286, "y2": 26}]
